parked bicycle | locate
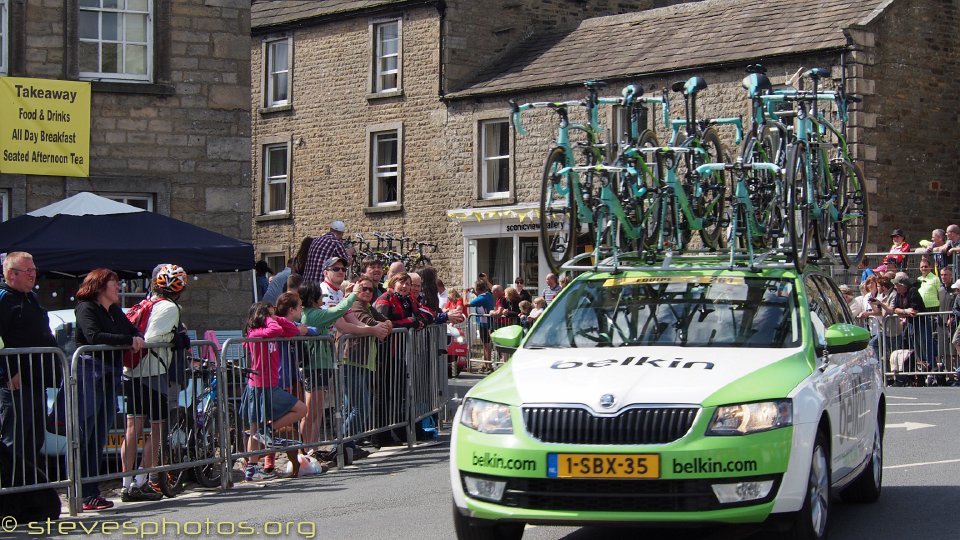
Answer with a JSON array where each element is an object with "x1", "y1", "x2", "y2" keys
[{"x1": 155, "y1": 360, "x2": 249, "y2": 496}]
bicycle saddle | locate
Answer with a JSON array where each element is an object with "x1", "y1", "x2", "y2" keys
[
  {"x1": 742, "y1": 73, "x2": 772, "y2": 97},
  {"x1": 803, "y1": 67, "x2": 831, "y2": 80},
  {"x1": 745, "y1": 64, "x2": 767, "y2": 74},
  {"x1": 584, "y1": 80, "x2": 608, "y2": 90},
  {"x1": 672, "y1": 76, "x2": 707, "y2": 96}
]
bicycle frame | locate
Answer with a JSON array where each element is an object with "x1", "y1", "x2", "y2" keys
[{"x1": 697, "y1": 160, "x2": 782, "y2": 267}]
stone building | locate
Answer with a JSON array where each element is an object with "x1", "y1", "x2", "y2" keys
[
  {"x1": 251, "y1": 0, "x2": 959, "y2": 293},
  {"x1": 0, "y1": 0, "x2": 252, "y2": 332}
]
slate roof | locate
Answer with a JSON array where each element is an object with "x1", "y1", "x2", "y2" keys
[
  {"x1": 449, "y1": 0, "x2": 893, "y2": 98},
  {"x1": 252, "y1": 0, "x2": 432, "y2": 30}
]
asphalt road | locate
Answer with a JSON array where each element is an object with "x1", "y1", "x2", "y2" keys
[{"x1": 2, "y1": 386, "x2": 957, "y2": 540}]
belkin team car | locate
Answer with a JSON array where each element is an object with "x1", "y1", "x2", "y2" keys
[{"x1": 451, "y1": 260, "x2": 884, "y2": 540}]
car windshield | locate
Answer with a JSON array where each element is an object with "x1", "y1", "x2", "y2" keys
[{"x1": 524, "y1": 275, "x2": 800, "y2": 349}]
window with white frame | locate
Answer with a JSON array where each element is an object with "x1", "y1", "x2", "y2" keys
[
  {"x1": 0, "y1": 190, "x2": 8, "y2": 222},
  {"x1": 103, "y1": 193, "x2": 154, "y2": 211},
  {"x1": 0, "y1": 0, "x2": 8, "y2": 76},
  {"x1": 264, "y1": 37, "x2": 291, "y2": 107},
  {"x1": 371, "y1": 130, "x2": 400, "y2": 206},
  {"x1": 262, "y1": 253, "x2": 285, "y2": 276},
  {"x1": 79, "y1": 0, "x2": 152, "y2": 82},
  {"x1": 262, "y1": 143, "x2": 290, "y2": 215},
  {"x1": 372, "y1": 19, "x2": 400, "y2": 93},
  {"x1": 480, "y1": 119, "x2": 511, "y2": 198}
]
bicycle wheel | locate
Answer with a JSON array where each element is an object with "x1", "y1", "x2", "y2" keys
[
  {"x1": 785, "y1": 143, "x2": 811, "y2": 272},
  {"x1": 634, "y1": 131, "x2": 663, "y2": 251},
  {"x1": 661, "y1": 188, "x2": 691, "y2": 252},
  {"x1": 693, "y1": 128, "x2": 729, "y2": 250},
  {"x1": 157, "y1": 416, "x2": 189, "y2": 498},
  {"x1": 834, "y1": 159, "x2": 869, "y2": 268},
  {"x1": 741, "y1": 135, "x2": 784, "y2": 248},
  {"x1": 193, "y1": 406, "x2": 226, "y2": 488},
  {"x1": 540, "y1": 147, "x2": 576, "y2": 273}
]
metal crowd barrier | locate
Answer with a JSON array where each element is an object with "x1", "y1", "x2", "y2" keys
[
  {"x1": 1, "y1": 327, "x2": 454, "y2": 518},
  {"x1": 0, "y1": 347, "x2": 74, "y2": 503},
  {"x1": 463, "y1": 313, "x2": 522, "y2": 373},
  {"x1": 859, "y1": 311, "x2": 959, "y2": 385}
]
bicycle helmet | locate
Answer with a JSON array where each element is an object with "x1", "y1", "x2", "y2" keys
[{"x1": 154, "y1": 264, "x2": 187, "y2": 293}]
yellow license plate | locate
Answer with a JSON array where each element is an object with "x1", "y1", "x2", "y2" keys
[{"x1": 548, "y1": 453, "x2": 660, "y2": 479}]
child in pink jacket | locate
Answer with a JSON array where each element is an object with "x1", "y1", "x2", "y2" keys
[{"x1": 239, "y1": 302, "x2": 307, "y2": 481}]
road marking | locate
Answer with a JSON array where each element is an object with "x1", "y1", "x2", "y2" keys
[
  {"x1": 886, "y1": 421, "x2": 935, "y2": 431},
  {"x1": 889, "y1": 403, "x2": 941, "y2": 406},
  {"x1": 885, "y1": 458, "x2": 960, "y2": 470},
  {"x1": 889, "y1": 407, "x2": 960, "y2": 414},
  {"x1": 886, "y1": 395, "x2": 917, "y2": 400}
]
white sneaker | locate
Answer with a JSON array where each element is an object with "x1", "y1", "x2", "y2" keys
[{"x1": 252, "y1": 428, "x2": 274, "y2": 447}]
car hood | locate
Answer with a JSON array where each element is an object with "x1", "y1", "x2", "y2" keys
[{"x1": 506, "y1": 346, "x2": 807, "y2": 412}]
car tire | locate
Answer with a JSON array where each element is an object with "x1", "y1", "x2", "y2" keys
[
  {"x1": 452, "y1": 502, "x2": 524, "y2": 540},
  {"x1": 791, "y1": 429, "x2": 831, "y2": 540},
  {"x1": 842, "y1": 417, "x2": 883, "y2": 503}
]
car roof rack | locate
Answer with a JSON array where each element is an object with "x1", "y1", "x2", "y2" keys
[{"x1": 561, "y1": 248, "x2": 816, "y2": 274}]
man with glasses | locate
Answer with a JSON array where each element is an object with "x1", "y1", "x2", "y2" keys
[{"x1": 0, "y1": 252, "x2": 59, "y2": 484}]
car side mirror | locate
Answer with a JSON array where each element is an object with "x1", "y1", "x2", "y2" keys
[
  {"x1": 491, "y1": 325, "x2": 524, "y2": 350},
  {"x1": 825, "y1": 323, "x2": 871, "y2": 354}
]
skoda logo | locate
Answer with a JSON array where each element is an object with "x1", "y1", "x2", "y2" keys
[{"x1": 599, "y1": 394, "x2": 616, "y2": 409}]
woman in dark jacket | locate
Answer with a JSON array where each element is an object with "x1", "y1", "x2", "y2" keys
[{"x1": 74, "y1": 269, "x2": 144, "y2": 511}]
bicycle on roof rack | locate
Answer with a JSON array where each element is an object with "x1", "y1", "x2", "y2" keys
[
  {"x1": 662, "y1": 76, "x2": 743, "y2": 252},
  {"x1": 511, "y1": 80, "x2": 667, "y2": 274},
  {"x1": 769, "y1": 67, "x2": 868, "y2": 270}
]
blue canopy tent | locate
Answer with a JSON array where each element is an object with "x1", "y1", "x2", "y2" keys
[{"x1": 0, "y1": 192, "x2": 254, "y2": 277}]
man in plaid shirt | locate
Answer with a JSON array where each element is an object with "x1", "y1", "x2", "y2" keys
[{"x1": 302, "y1": 221, "x2": 353, "y2": 283}]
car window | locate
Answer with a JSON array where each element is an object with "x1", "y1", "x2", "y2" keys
[
  {"x1": 524, "y1": 275, "x2": 801, "y2": 349},
  {"x1": 814, "y1": 275, "x2": 852, "y2": 325}
]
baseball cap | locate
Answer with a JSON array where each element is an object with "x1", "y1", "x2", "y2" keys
[
  {"x1": 952, "y1": 281, "x2": 960, "y2": 290},
  {"x1": 330, "y1": 220, "x2": 346, "y2": 233},
  {"x1": 838, "y1": 284, "x2": 853, "y2": 295},
  {"x1": 323, "y1": 256, "x2": 347, "y2": 270},
  {"x1": 890, "y1": 228, "x2": 905, "y2": 238},
  {"x1": 891, "y1": 274, "x2": 913, "y2": 286}
]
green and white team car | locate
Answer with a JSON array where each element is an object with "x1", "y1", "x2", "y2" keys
[{"x1": 451, "y1": 259, "x2": 885, "y2": 540}]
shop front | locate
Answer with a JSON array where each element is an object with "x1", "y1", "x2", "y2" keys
[{"x1": 447, "y1": 203, "x2": 566, "y2": 297}]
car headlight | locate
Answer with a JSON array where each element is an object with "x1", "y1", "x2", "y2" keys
[
  {"x1": 460, "y1": 398, "x2": 513, "y2": 434},
  {"x1": 707, "y1": 400, "x2": 792, "y2": 435}
]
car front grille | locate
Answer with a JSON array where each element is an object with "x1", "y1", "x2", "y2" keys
[
  {"x1": 463, "y1": 474, "x2": 781, "y2": 512},
  {"x1": 522, "y1": 406, "x2": 699, "y2": 445}
]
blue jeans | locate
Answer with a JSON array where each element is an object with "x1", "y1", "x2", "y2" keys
[
  {"x1": 79, "y1": 374, "x2": 118, "y2": 499},
  {"x1": 342, "y1": 366, "x2": 371, "y2": 441},
  {"x1": 0, "y1": 384, "x2": 46, "y2": 483}
]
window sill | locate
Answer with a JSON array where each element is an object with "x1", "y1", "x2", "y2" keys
[
  {"x1": 366, "y1": 89, "x2": 404, "y2": 101},
  {"x1": 89, "y1": 81, "x2": 176, "y2": 96},
  {"x1": 472, "y1": 196, "x2": 516, "y2": 207},
  {"x1": 364, "y1": 204, "x2": 403, "y2": 214},
  {"x1": 260, "y1": 104, "x2": 293, "y2": 115},
  {"x1": 255, "y1": 213, "x2": 291, "y2": 222}
]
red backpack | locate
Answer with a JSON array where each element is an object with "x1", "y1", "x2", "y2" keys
[{"x1": 122, "y1": 297, "x2": 168, "y2": 369}]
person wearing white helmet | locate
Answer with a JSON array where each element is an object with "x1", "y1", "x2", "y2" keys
[
  {"x1": 120, "y1": 263, "x2": 187, "y2": 502},
  {"x1": 302, "y1": 221, "x2": 354, "y2": 284}
]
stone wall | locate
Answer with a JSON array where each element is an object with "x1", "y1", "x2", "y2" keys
[
  {"x1": 252, "y1": 6, "x2": 466, "y2": 283},
  {"x1": 863, "y1": 0, "x2": 960, "y2": 249},
  {"x1": 3, "y1": 0, "x2": 252, "y2": 333}
]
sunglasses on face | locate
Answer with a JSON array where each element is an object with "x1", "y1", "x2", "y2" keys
[
  {"x1": 328, "y1": 267, "x2": 346, "y2": 272},
  {"x1": 360, "y1": 286, "x2": 375, "y2": 293}
]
